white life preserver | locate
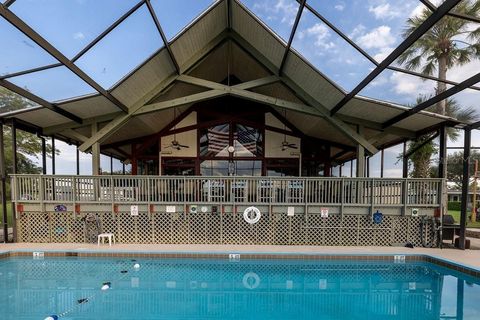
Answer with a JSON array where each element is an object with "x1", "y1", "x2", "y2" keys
[
  {"x1": 243, "y1": 206, "x2": 261, "y2": 224},
  {"x1": 242, "y1": 272, "x2": 261, "y2": 289}
]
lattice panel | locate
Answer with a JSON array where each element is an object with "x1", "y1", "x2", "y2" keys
[
  {"x1": 118, "y1": 212, "x2": 136, "y2": 243},
  {"x1": 27, "y1": 212, "x2": 51, "y2": 243},
  {"x1": 255, "y1": 211, "x2": 272, "y2": 245},
  {"x1": 153, "y1": 213, "x2": 171, "y2": 243},
  {"x1": 392, "y1": 217, "x2": 408, "y2": 244},
  {"x1": 205, "y1": 213, "x2": 221, "y2": 244},
  {"x1": 50, "y1": 212, "x2": 70, "y2": 243},
  {"x1": 272, "y1": 213, "x2": 289, "y2": 245},
  {"x1": 137, "y1": 212, "x2": 153, "y2": 244},
  {"x1": 407, "y1": 217, "x2": 423, "y2": 247},
  {"x1": 16, "y1": 209, "x2": 429, "y2": 247},
  {"x1": 340, "y1": 228, "x2": 358, "y2": 246},
  {"x1": 290, "y1": 215, "x2": 305, "y2": 245},
  {"x1": 221, "y1": 212, "x2": 238, "y2": 244},
  {"x1": 171, "y1": 213, "x2": 189, "y2": 244},
  {"x1": 189, "y1": 211, "x2": 206, "y2": 244},
  {"x1": 99, "y1": 212, "x2": 118, "y2": 237},
  {"x1": 237, "y1": 213, "x2": 256, "y2": 245}
]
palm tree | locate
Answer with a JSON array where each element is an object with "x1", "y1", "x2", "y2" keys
[
  {"x1": 398, "y1": 1, "x2": 480, "y2": 115},
  {"x1": 406, "y1": 96, "x2": 477, "y2": 178}
]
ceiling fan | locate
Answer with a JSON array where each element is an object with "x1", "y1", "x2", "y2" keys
[
  {"x1": 165, "y1": 108, "x2": 189, "y2": 150},
  {"x1": 279, "y1": 109, "x2": 297, "y2": 151}
]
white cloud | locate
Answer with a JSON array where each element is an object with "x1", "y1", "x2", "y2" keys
[
  {"x1": 356, "y1": 26, "x2": 395, "y2": 49},
  {"x1": 373, "y1": 46, "x2": 393, "y2": 62},
  {"x1": 389, "y1": 72, "x2": 435, "y2": 96},
  {"x1": 254, "y1": 0, "x2": 298, "y2": 25},
  {"x1": 369, "y1": 3, "x2": 400, "y2": 20},
  {"x1": 303, "y1": 23, "x2": 335, "y2": 50},
  {"x1": 334, "y1": 4, "x2": 345, "y2": 11},
  {"x1": 73, "y1": 32, "x2": 85, "y2": 40}
]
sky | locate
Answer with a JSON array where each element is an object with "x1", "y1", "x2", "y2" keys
[{"x1": 1, "y1": 0, "x2": 480, "y2": 176}]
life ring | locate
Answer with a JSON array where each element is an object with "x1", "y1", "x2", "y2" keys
[
  {"x1": 243, "y1": 206, "x2": 261, "y2": 224},
  {"x1": 242, "y1": 272, "x2": 260, "y2": 289}
]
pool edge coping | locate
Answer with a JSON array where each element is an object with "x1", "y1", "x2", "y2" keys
[{"x1": 1, "y1": 249, "x2": 479, "y2": 278}]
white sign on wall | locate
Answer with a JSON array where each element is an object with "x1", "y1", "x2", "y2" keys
[
  {"x1": 287, "y1": 207, "x2": 295, "y2": 217},
  {"x1": 320, "y1": 207, "x2": 329, "y2": 218},
  {"x1": 166, "y1": 205, "x2": 176, "y2": 213},
  {"x1": 130, "y1": 205, "x2": 139, "y2": 216}
]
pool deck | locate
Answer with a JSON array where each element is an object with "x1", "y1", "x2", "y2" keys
[{"x1": 1, "y1": 242, "x2": 480, "y2": 271}]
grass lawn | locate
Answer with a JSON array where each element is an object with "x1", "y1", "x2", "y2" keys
[{"x1": 447, "y1": 210, "x2": 480, "y2": 228}]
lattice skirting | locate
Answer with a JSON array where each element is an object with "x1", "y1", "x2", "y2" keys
[{"x1": 15, "y1": 211, "x2": 434, "y2": 246}]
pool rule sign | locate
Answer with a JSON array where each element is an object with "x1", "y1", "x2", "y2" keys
[
  {"x1": 321, "y1": 207, "x2": 329, "y2": 218},
  {"x1": 130, "y1": 205, "x2": 139, "y2": 216}
]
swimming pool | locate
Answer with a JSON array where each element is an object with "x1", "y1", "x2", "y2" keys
[{"x1": 0, "y1": 256, "x2": 479, "y2": 319}]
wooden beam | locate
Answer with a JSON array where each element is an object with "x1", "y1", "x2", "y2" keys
[
  {"x1": 43, "y1": 112, "x2": 122, "y2": 135},
  {"x1": 134, "y1": 89, "x2": 227, "y2": 116},
  {"x1": 62, "y1": 129, "x2": 88, "y2": 143},
  {"x1": 78, "y1": 31, "x2": 228, "y2": 152},
  {"x1": 229, "y1": 31, "x2": 378, "y2": 154}
]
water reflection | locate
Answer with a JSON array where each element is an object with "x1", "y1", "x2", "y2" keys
[{"x1": 0, "y1": 258, "x2": 478, "y2": 320}]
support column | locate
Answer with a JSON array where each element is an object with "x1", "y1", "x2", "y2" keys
[
  {"x1": 350, "y1": 160, "x2": 353, "y2": 177},
  {"x1": 356, "y1": 126, "x2": 365, "y2": 177},
  {"x1": 122, "y1": 163, "x2": 126, "y2": 175},
  {"x1": 76, "y1": 144, "x2": 80, "y2": 175},
  {"x1": 0, "y1": 123, "x2": 8, "y2": 243},
  {"x1": 459, "y1": 128, "x2": 471, "y2": 250},
  {"x1": 380, "y1": 149, "x2": 384, "y2": 178},
  {"x1": 41, "y1": 137, "x2": 47, "y2": 174},
  {"x1": 366, "y1": 156, "x2": 370, "y2": 177},
  {"x1": 403, "y1": 141, "x2": 408, "y2": 178},
  {"x1": 110, "y1": 154, "x2": 113, "y2": 174},
  {"x1": 11, "y1": 121, "x2": 17, "y2": 242},
  {"x1": 91, "y1": 123, "x2": 101, "y2": 175},
  {"x1": 51, "y1": 137, "x2": 55, "y2": 175},
  {"x1": 438, "y1": 125, "x2": 447, "y2": 179}
]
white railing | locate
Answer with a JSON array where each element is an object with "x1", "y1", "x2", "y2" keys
[{"x1": 10, "y1": 175, "x2": 443, "y2": 207}]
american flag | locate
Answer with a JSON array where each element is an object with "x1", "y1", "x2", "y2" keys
[
  {"x1": 207, "y1": 128, "x2": 229, "y2": 153},
  {"x1": 207, "y1": 126, "x2": 258, "y2": 154}
]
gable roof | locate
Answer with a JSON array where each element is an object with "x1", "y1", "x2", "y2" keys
[{"x1": 0, "y1": 0, "x2": 462, "y2": 161}]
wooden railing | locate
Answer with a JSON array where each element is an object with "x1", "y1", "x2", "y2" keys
[{"x1": 10, "y1": 175, "x2": 443, "y2": 207}]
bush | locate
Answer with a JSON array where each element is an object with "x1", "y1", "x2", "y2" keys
[{"x1": 448, "y1": 201, "x2": 461, "y2": 211}]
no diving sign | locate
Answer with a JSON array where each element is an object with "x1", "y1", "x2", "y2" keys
[{"x1": 320, "y1": 207, "x2": 329, "y2": 218}]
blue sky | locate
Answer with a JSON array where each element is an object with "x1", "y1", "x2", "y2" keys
[{"x1": 1, "y1": 0, "x2": 480, "y2": 176}]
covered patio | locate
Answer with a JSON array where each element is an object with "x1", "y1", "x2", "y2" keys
[{"x1": 1, "y1": 0, "x2": 479, "y2": 247}]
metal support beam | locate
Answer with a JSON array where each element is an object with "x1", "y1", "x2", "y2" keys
[
  {"x1": 329, "y1": 0, "x2": 462, "y2": 116},
  {"x1": 110, "y1": 154, "x2": 114, "y2": 174},
  {"x1": 356, "y1": 126, "x2": 365, "y2": 177},
  {"x1": 51, "y1": 137, "x2": 55, "y2": 175},
  {"x1": 420, "y1": 0, "x2": 480, "y2": 24},
  {"x1": 0, "y1": 79, "x2": 83, "y2": 123},
  {"x1": 459, "y1": 128, "x2": 470, "y2": 250},
  {"x1": 0, "y1": 123, "x2": 8, "y2": 243},
  {"x1": 279, "y1": 0, "x2": 306, "y2": 75},
  {"x1": 145, "y1": 0, "x2": 180, "y2": 74},
  {"x1": 438, "y1": 126, "x2": 447, "y2": 179},
  {"x1": 380, "y1": 149, "x2": 384, "y2": 178},
  {"x1": 41, "y1": 137, "x2": 47, "y2": 174},
  {"x1": 404, "y1": 132, "x2": 439, "y2": 159},
  {"x1": 10, "y1": 120, "x2": 17, "y2": 241},
  {"x1": 0, "y1": 4, "x2": 129, "y2": 113},
  {"x1": 383, "y1": 72, "x2": 480, "y2": 129},
  {"x1": 76, "y1": 145, "x2": 80, "y2": 175},
  {"x1": 403, "y1": 141, "x2": 408, "y2": 178}
]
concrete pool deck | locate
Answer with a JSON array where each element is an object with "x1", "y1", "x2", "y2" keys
[{"x1": 1, "y1": 242, "x2": 480, "y2": 271}]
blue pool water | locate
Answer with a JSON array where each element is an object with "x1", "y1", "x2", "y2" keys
[{"x1": 0, "y1": 256, "x2": 479, "y2": 320}]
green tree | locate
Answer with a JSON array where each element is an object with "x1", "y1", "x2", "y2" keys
[
  {"x1": 398, "y1": 1, "x2": 480, "y2": 115},
  {"x1": 399, "y1": 1, "x2": 480, "y2": 177},
  {"x1": 0, "y1": 87, "x2": 56, "y2": 176},
  {"x1": 443, "y1": 151, "x2": 480, "y2": 188}
]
